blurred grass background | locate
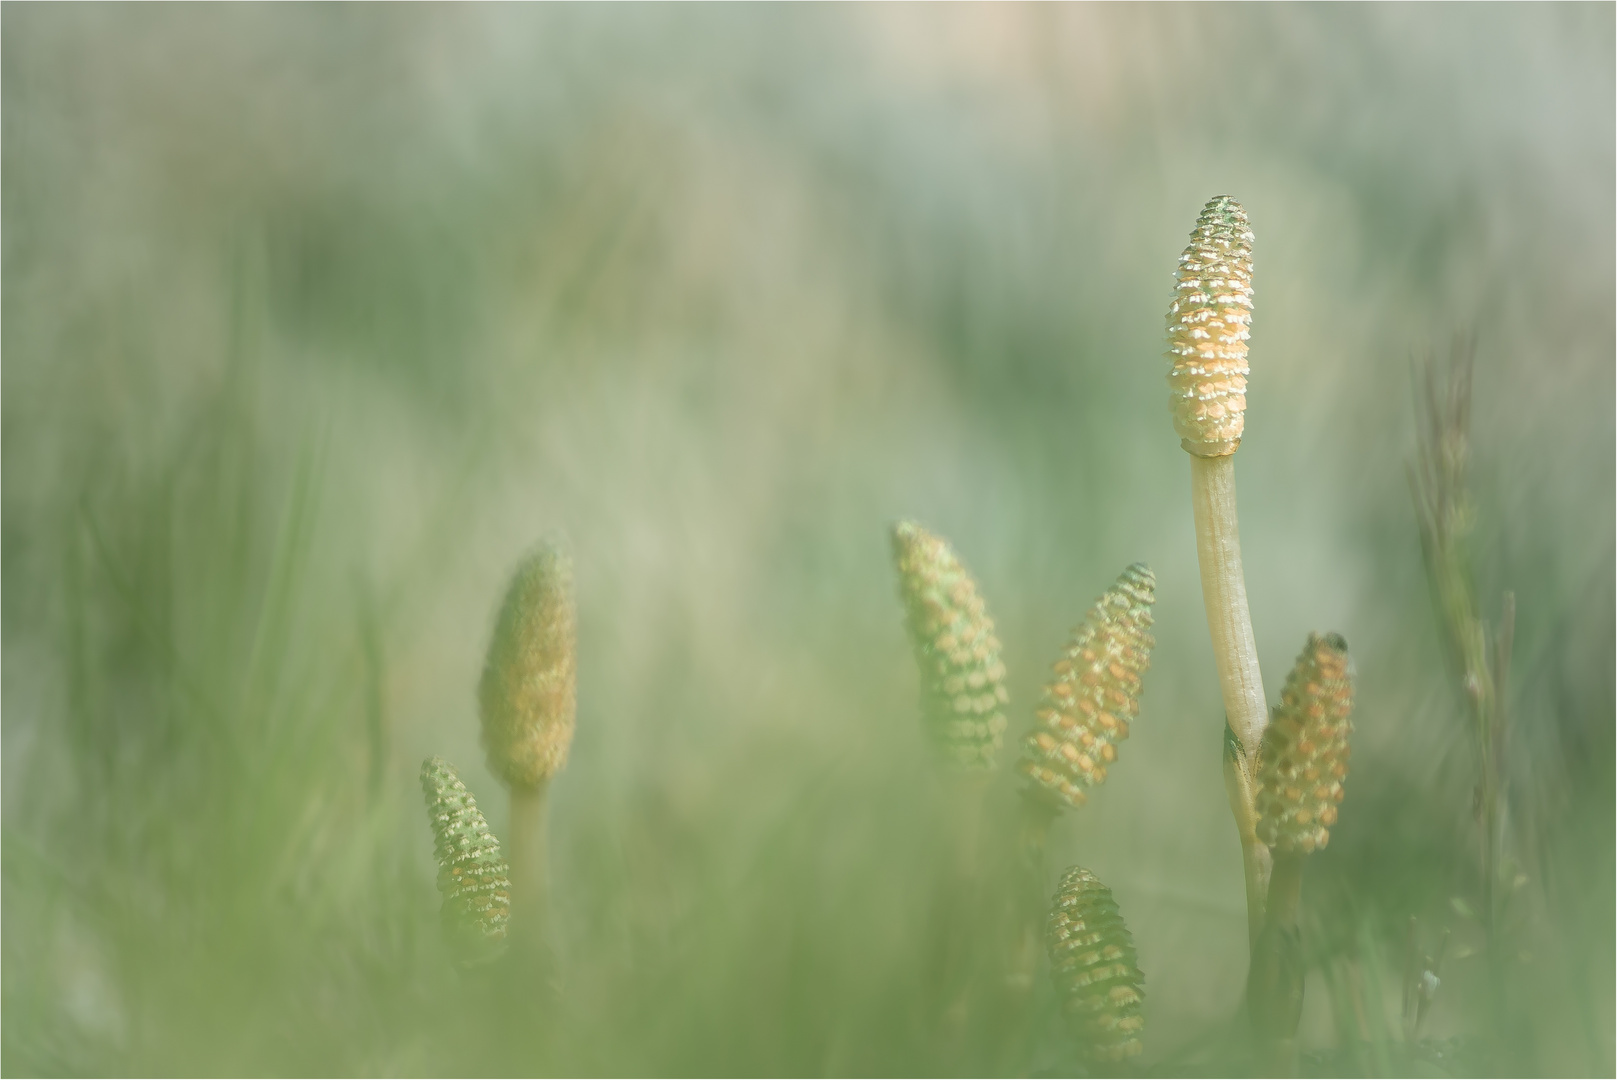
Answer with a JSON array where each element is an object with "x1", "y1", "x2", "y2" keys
[{"x1": 3, "y1": 4, "x2": 1611, "y2": 1075}]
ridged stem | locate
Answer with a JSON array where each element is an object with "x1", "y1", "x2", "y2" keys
[
  {"x1": 1190, "y1": 454, "x2": 1272, "y2": 950},
  {"x1": 507, "y1": 782, "x2": 552, "y2": 960},
  {"x1": 1190, "y1": 455, "x2": 1268, "y2": 757}
]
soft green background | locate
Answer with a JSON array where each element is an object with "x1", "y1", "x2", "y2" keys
[{"x1": 4, "y1": 5, "x2": 1612, "y2": 1074}]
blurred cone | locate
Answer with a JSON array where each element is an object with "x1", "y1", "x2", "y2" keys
[
  {"x1": 1047, "y1": 866, "x2": 1146, "y2": 1063},
  {"x1": 1018, "y1": 563, "x2": 1156, "y2": 809},
  {"x1": 420, "y1": 756, "x2": 511, "y2": 961},
  {"x1": 890, "y1": 521, "x2": 1009, "y2": 768},
  {"x1": 1256, "y1": 633, "x2": 1355, "y2": 854},
  {"x1": 1165, "y1": 195, "x2": 1254, "y2": 457},
  {"x1": 479, "y1": 544, "x2": 577, "y2": 789}
]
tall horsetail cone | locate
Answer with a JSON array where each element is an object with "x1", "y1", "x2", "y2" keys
[
  {"x1": 420, "y1": 757, "x2": 511, "y2": 957},
  {"x1": 1166, "y1": 195, "x2": 1254, "y2": 458},
  {"x1": 890, "y1": 521, "x2": 1009, "y2": 768},
  {"x1": 1256, "y1": 633, "x2": 1355, "y2": 854},
  {"x1": 479, "y1": 545, "x2": 577, "y2": 789},
  {"x1": 1047, "y1": 866, "x2": 1146, "y2": 1063},
  {"x1": 1019, "y1": 564, "x2": 1156, "y2": 809}
]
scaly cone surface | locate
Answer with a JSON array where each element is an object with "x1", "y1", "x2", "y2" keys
[
  {"x1": 1256, "y1": 633, "x2": 1355, "y2": 854},
  {"x1": 480, "y1": 544, "x2": 578, "y2": 789},
  {"x1": 1165, "y1": 195, "x2": 1254, "y2": 458},
  {"x1": 1047, "y1": 866, "x2": 1147, "y2": 1063},
  {"x1": 1018, "y1": 564, "x2": 1156, "y2": 810},
  {"x1": 421, "y1": 756, "x2": 511, "y2": 960},
  {"x1": 890, "y1": 521, "x2": 1009, "y2": 768}
]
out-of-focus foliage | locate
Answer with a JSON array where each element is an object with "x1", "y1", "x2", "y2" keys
[{"x1": 3, "y1": 6, "x2": 1610, "y2": 1074}]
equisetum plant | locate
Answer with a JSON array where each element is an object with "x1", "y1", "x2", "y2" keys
[
  {"x1": 1159, "y1": 196, "x2": 1357, "y2": 1069},
  {"x1": 1162, "y1": 196, "x2": 1276, "y2": 943},
  {"x1": 882, "y1": 196, "x2": 1362, "y2": 1069},
  {"x1": 1248, "y1": 633, "x2": 1355, "y2": 1071},
  {"x1": 478, "y1": 543, "x2": 578, "y2": 956},
  {"x1": 889, "y1": 521, "x2": 1015, "y2": 1030},
  {"x1": 420, "y1": 542, "x2": 578, "y2": 964}
]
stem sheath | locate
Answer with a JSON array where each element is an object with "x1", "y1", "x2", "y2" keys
[{"x1": 1223, "y1": 726, "x2": 1272, "y2": 947}]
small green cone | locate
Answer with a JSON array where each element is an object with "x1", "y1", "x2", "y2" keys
[
  {"x1": 890, "y1": 521, "x2": 1009, "y2": 768},
  {"x1": 421, "y1": 756, "x2": 511, "y2": 963},
  {"x1": 1047, "y1": 866, "x2": 1147, "y2": 1064}
]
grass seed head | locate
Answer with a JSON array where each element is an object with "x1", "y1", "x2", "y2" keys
[
  {"x1": 420, "y1": 756, "x2": 511, "y2": 962},
  {"x1": 1018, "y1": 563, "x2": 1156, "y2": 810},
  {"x1": 479, "y1": 544, "x2": 578, "y2": 789},
  {"x1": 890, "y1": 521, "x2": 1008, "y2": 769},
  {"x1": 1256, "y1": 633, "x2": 1355, "y2": 854},
  {"x1": 1165, "y1": 195, "x2": 1253, "y2": 457},
  {"x1": 1047, "y1": 866, "x2": 1146, "y2": 1063}
]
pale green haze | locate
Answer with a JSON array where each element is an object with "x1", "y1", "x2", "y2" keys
[{"x1": 4, "y1": 5, "x2": 1612, "y2": 1075}]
